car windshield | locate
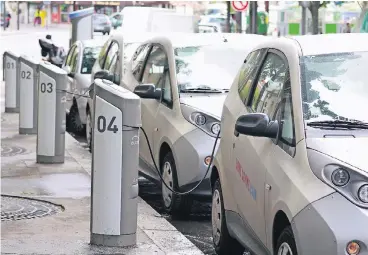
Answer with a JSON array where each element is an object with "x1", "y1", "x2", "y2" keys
[
  {"x1": 81, "y1": 46, "x2": 102, "y2": 74},
  {"x1": 175, "y1": 45, "x2": 245, "y2": 92},
  {"x1": 301, "y1": 51, "x2": 368, "y2": 123}
]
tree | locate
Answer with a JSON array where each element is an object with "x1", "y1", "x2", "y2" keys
[{"x1": 307, "y1": 1, "x2": 329, "y2": 34}]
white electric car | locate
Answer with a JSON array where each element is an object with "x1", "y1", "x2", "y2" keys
[
  {"x1": 211, "y1": 33, "x2": 368, "y2": 255},
  {"x1": 88, "y1": 33, "x2": 269, "y2": 216},
  {"x1": 62, "y1": 39, "x2": 105, "y2": 134}
]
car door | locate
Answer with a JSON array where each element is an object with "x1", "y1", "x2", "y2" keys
[
  {"x1": 231, "y1": 50, "x2": 287, "y2": 253},
  {"x1": 89, "y1": 40, "x2": 119, "y2": 121},
  {"x1": 65, "y1": 45, "x2": 78, "y2": 111},
  {"x1": 139, "y1": 45, "x2": 168, "y2": 177},
  {"x1": 150, "y1": 45, "x2": 174, "y2": 171}
]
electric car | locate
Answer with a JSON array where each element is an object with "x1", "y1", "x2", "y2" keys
[
  {"x1": 88, "y1": 33, "x2": 269, "y2": 216},
  {"x1": 62, "y1": 39, "x2": 104, "y2": 134},
  {"x1": 211, "y1": 33, "x2": 368, "y2": 255}
]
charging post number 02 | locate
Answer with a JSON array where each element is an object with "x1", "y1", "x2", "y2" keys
[{"x1": 21, "y1": 71, "x2": 31, "y2": 80}]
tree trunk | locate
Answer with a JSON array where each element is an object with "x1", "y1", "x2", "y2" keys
[{"x1": 308, "y1": 2, "x2": 320, "y2": 34}]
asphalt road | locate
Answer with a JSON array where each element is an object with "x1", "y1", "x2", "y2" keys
[{"x1": 70, "y1": 132, "x2": 216, "y2": 255}]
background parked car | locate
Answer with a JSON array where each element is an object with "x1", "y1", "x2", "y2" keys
[
  {"x1": 110, "y1": 12, "x2": 123, "y2": 29},
  {"x1": 62, "y1": 39, "x2": 104, "y2": 134},
  {"x1": 93, "y1": 14, "x2": 111, "y2": 35}
]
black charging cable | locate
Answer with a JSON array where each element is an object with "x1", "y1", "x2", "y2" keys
[
  {"x1": 56, "y1": 89, "x2": 91, "y2": 101},
  {"x1": 124, "y1": 124, "x2": 221, "y2": 196}
]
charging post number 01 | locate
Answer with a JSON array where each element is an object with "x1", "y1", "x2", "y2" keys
[{"x1": 97, "y1": 116, "x2": 118, "y2": 133}]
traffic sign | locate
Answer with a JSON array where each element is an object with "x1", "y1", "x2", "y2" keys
[{"x1": 231, "y1": 1, "x2": 249, "y2": 12}]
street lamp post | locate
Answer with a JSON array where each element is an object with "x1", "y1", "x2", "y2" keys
[{"x1": 17, "y1": 1, "x2": 20, "y2": 30}]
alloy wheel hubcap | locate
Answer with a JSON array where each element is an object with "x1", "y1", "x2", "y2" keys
[
  {"x1": 212, "y1": 189, "x2": 222, "y2": 246},
  {"x1": 162, "y1": 161, "x2": 173, "y2": 208},
  {"x1": 278, "y1": 242, "x2": 293, "y2": 255}
]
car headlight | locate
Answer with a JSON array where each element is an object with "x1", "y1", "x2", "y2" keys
[
  {"x1": 181, "y1": 104, "x2": 221, "y2": 138},
  {"x1": 322, "y1": 164, "x2": 368, "y2": 208},
  {"x1": 358, "y1": 185, "x2": 368, "y2": 203},
  {"x1": 331, "y1": 168, "x2": 350, "y2": 186}
]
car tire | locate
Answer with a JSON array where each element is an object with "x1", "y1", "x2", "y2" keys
[
  {"x1": 212, "y1": 179, "x2": 244, "y2": 255},
  {"x1": 102, "y1": 32, "x2": 106, "y2": 35},
  {"x1": 86, "y1": 109, "x2": 92, "y2": 153},
  {"x1": 67, "y1": 103, "x2": 85, "y2": 135},
  {"x1": 107, "y1": 31, "x2": 110, "y2": 35},
  {"x1": 275, "y1": 226, "x2": 298, "y2": 255},
  {"x1": 161, "y1": 151, "x2": 193, "y2": 217}
]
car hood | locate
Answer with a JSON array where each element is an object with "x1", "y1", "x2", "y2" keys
[
  {"x1": 179, "y1": 94, "x2": 227, "y2": 119},
  {"x1": 307, "y1": 137, "x2": 368, "y2": 173}
]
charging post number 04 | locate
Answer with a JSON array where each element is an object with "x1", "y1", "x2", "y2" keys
[{"x1": 97, "y1": 116, "x2": 118, "y2": 133}]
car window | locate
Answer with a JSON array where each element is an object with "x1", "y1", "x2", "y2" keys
[
  {"x1": 141, "y1": 45, "x2": 172, "y2": 106},
  {"x1": 104, "y1": 42, "x2": 119, "y2": 71},
  {"x1": 81, "y1": 46, "x2": 102, "y2": 74},
  {"x1": 65, "y1": 45, "x2": 76, "y2": 67},
  {"x1": 238, "y1": 49, "x2": 266, "y2": 103},
  {"x1": 273, "y1": 71, "x2": 296, "y2": 152},
  {"x1": 104, "y1": 42, "x2": 120, "y2": 84},
  {"x1": 98, "y1": 39, "x2": 111, "y2": 67},
  {"x1": 70, "y1": 46, "x2": 80, "y2": 73},
  {"x1": 251, "y1": 52, "x2": 287, "y2": 116},
  {"x1": 132, "y1": 44, "x2": 151, "y2": 82}
]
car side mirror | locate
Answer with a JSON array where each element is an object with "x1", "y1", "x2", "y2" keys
[
  {"x1": 94, "y1": 70, "x2": 113, "y2": 82},
  {"x1": 63, "y1": 65, "x2": 71, "y2": 74},
  {"x1": 133, "y1": 84, "x2": 161, "y2": 99},
  {"x1": 234, "y1": 113, "x2": 279, "y2": 138}
]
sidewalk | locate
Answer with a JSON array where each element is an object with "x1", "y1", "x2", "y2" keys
[
  {"x1": 1, "y1": 112, "x2": 204, "y2": 255},
  {"x1": 0, "y1": 23, "x2": 70, "y2": 37}
]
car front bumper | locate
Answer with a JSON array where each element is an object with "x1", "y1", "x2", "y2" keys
[
  {"x1": 171, "y1": 128, "x2": 219, "y2": 200},
  {"x1": 292, "y1": 192, "x2": 368, "y2": 255}
]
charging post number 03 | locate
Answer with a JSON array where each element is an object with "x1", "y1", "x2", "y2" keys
[{"x1": 39, "y1": 82, "x2": 53, "y2": 93}]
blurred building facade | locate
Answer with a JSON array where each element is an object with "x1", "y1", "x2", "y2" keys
[{"x1": 7, "y1": 1, "x2": 174, "y2": 25}]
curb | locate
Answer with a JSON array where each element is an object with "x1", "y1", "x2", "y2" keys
[{"x1": 64, "y1": 132, "x2": 204, "y2": 255}]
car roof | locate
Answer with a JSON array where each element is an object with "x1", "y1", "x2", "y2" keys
[
  {"x1": 290, "y1": 33, "x2": 368, "y2": 56},
  {"x1": 145, "y1": 33, "x2": 229, "y2": 47}
]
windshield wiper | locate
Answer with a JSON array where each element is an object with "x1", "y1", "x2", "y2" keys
[
  {"x1": 180, "y1": 88, "x2": 228, "y2": 93},
  {"x1": 307, "y1": 120, "x2": 368, "y2": 129}
]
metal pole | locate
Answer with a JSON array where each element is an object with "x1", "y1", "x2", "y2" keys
[
  {"x1": 3, "y1": 0, "x2": 6, "y2": 31},
  {"x1": 16, "y1": 1, "x2": 20, "y2": 30},
  {"x1": 301, "y1": 6, "x2": 306, "y2": 35},
  {"x1": 251, "y1": 1, "x2": 258, "y2": 34}
]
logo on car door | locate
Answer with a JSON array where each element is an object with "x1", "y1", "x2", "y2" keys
[{"x1": 236, "y1": 158, "x2": 257, "y2": 201}]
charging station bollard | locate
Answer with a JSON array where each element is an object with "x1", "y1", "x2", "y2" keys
[
  {"x1": 19, "y1": 56, "x2": 39, "y2": 135},
  {"x1": 3, "y1": 51, "x2": 20, "y2": 113},
  {"x1": 36, "y1": 62, "x2": 67, "y2": 164},
  {"x1": 90, "y1": 79, "x2": 141, "y2": 247}
]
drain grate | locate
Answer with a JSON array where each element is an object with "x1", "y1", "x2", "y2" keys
[
  {"x1": 1, "y1": 195, "x2": 64, "y2": 221},
  {"x1": 1, "y1": 145, "x2": 28, "y2": 157}
]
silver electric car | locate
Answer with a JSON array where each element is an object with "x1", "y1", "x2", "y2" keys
[
  {"x1": 211, "y1": 33, "x2": 368, "y2": 255},
  {"x1": 62, "y1": 39, "x2": 104, "y2": 134},
  {"x1": 88, "y1": 33, "x2": 269, "y2": 215}
]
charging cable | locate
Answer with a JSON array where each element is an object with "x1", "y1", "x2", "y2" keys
[
  {"x1": 56, "y1": 89, "x2": 91, "y2": 101},
  {"x1": 124, "y1": 124, "x2": 221, "y2": 196},
  {"x1": 59, "y1": 87, "x2": 220, "y2": 195}
]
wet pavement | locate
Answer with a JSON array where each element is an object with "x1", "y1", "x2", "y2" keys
[{"x1": 71, "y1": 132, "x2": 216, "y2": 255}]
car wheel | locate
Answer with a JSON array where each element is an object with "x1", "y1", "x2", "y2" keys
[
  {"x1": 161, "y1": 151, "x2": 193, "y2": 216},
  {"x1": 107, "y1": 31, "x2": 110, "y2": 35},
  {"x1": 67, "y1": 103, "x2": 85, "y2": 135},
  {"x1": 275, "y1": 226, "x2": 298, "y2": 255},
  {"x1": 102, "y1": 32, "x2": 106, "y2": 35},
  {"x1": 212, "y1": 179, "x2": 243, "y2": 255},
  {"x1": 86, "y1": 109, "x2": 92, "y2": 153}
]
